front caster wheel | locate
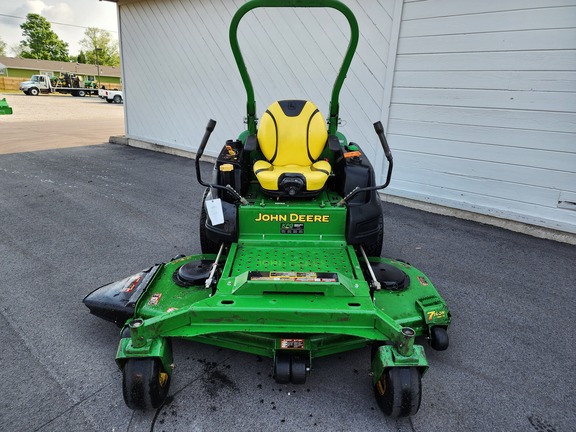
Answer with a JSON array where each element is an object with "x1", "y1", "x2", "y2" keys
[
  {"x1": 373, "y1": 367, "x2": 421, "y2": 417},
  {"x1": 429, "y1": 326, "x2": 449, "y2": 351},
  {"x1": 122, "y1": 358, "x2": 171, "y2": 410}
]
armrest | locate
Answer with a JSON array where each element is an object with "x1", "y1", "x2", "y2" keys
[
  {"x1": 328, "y1": 134, "x2": 342, "y2": 153},
  {"x1": 244, "y1": 134, "x2": 258, "y2": 152}
]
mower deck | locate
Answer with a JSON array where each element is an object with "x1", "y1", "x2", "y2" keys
[{"x1": 113, "y1": 214, "x2": 449, "y2": 363}]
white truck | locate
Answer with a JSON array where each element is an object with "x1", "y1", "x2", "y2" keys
[
  {"x1": 99, "y1": 88, "x2": 123, "y2": 104},
  {"x1": 19, "y1": 74, "x2": 98, "y2": 97}
]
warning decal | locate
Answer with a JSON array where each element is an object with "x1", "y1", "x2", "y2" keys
[{"x1": 249, "y1": 271, "x2": 338, "y2": 282}]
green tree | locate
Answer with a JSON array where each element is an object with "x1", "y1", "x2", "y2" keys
[
  {"x1": 77, "y1": 50, "x2": 87, "y2": 64},
  {"x1": 20, "y1": 13, "x2": 69, "y2": 61},
  {"x1": 0, "y1": 37, "x2": 6, "y2": 56},
  {"x1": 80, "y1": 27, "x2": 120, "y2": 67}
]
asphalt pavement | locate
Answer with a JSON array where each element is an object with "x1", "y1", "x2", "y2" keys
[{"x1": 0, "y1": 144, "x2": 574, "y2": 432}]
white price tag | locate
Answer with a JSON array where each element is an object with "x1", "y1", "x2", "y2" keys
[{"x1": 205, "y1": 198, "x2": 225, "y2": 226}]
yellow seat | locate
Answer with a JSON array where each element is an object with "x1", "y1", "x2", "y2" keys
[{"x1": 254, "y1": 100, "x2": 330, "y2": 196}]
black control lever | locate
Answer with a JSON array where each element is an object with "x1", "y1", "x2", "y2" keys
[
  {"x1": 195, "y1": 119, "x2": 248, "y2": 205},
  {"x1": 195, "y1": 119, "x2": 217, "y2": 188},
  {"x1": 336, "y1": 121, "x2": 394, "y2": 207},
  {"x1": 374, "y1": 121, "x2": 393, "y2": 163}
]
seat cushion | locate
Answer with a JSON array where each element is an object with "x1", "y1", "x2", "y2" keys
[
  {"x1": 253, "y1": 100, "x2": 331, "y2": 195},
  {"x1": 254, "y1": 160, "x2": 331, "y2": 192},
  {"x1": 257, "y1": 100, "x2": 328, "y2": 166}
]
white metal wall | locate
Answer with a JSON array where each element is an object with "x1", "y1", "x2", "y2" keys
[
  {"x1": 118, "y1": 0, "x2": 397, "y2": 166},
  {"x1": 387, "y1": 0, "x2": 576, "y2": 233},
  {"x1": 117, "y1": 0, "x2": 576, "y2": 234}
]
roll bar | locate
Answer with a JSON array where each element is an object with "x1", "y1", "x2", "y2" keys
[{"x1": 229, "y1": 0, "x2": 359, "y2": 135}]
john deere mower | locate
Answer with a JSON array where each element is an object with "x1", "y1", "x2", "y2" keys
[{"x1": 84, "y1": 0, "x2": 451, "y2": 417}]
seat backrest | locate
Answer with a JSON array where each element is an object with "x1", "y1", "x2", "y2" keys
[{"x1": 257, "y1": 100, "x2": 328, "y2": 166}]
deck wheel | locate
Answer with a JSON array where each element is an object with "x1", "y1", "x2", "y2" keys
[
  {"x1": 429, "y1": 326, "x2": 449, "y2": 351},
  {"x1": 290, "y1": 355, "x2": 307, "y2": 384},
  {"x1": 373, "y1": 367, "x2": 421, "y2": 417},
  {"x1": 122, "y1": 358, "x2": 171, "y2": 410},
  {"x1": 274, "y1": 353, "x2": 291, "y2": 384}
]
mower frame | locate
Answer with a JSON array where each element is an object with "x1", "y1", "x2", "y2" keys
[{"x1": 84, "y1": 0, "x2": 451, "y2": 417}]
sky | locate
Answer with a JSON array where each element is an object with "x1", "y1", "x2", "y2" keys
[{"x1": 0, "y1": 0, "x2": 118, "y2": 56}]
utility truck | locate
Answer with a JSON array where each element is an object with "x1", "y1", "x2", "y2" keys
[{"x1": 19, "y1": 73, "x2": 98, "y2": 97}]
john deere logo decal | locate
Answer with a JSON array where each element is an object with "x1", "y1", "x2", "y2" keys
[{"x1": 255, "y1": 212, "x2": 329, "y2": 223}]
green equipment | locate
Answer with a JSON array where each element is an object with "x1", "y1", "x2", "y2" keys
[
  {"x1": 0, "y1": 98, "x2": 13, "y2": 115},
  {"x1": 84, "y1": 0, "x2": 451, "y2": 417}
]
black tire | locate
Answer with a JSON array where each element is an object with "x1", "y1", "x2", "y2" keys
[
  {"x1": 290, "y1": 355, "x2": 307, "y2": 384},
  {"x1": 274, "y1": 353, "x2": 291, "y2": 384},
  {"x1": 29, "y1": 87, "x2": 39, "y2": 96},
  {"x1": 113, "y1": 94, "x2": 122, "y2": 104},
  {"x1": 373, "y1": 367, "x2": 422, "y2": 417},
  {"x1": 78, "y1": 90, "x2": 86, "y2": 97},
  {"x1": 429, "y1": 326, "x2": 449, "y2": 351},
  {"x1": 199, "y1": 188, "x2": 221, "y2": 254},
  {"x1": 122, "y1": 358, "x2": 170, "y2": 410},
  {"x1": 106, "y1": 99, "x2": 113, "y2": 103},
  {"x1": 362, "y1": 201, "x2": 383, "y2": 257}
]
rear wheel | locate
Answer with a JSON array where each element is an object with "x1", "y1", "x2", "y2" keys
[
  {"x1": 78, "y1": 90, "x2": 86, "y2": 97},
  {"x1": 123, "y1": 358, "x2": 170, "y2": 410},
  {"x1": 199, "y1": 188, "x2": 221, "y2": 254},
  {"x1": 106, "y1": 99, "x2": 113, "y2": 103},
  {"x1": 373, "y1": 367, "x2": 422, "y2": 417},
  {"x1": 362, "y1": 203, "x2": 383, "y2": 256}
]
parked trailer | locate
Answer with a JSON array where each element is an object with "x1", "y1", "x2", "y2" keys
[{"x1": 19, "y1": 74, "x2": 98, "y2": 97}]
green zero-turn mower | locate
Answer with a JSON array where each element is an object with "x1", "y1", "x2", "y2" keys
[{"x1": 83, "y1": 0, "x2": 451, "y2": 417}]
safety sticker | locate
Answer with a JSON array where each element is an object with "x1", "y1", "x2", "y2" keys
[
  {"x1": 417, "y1": 276, "x2": 429, "y2": 286},
  {"x1": 281, "y1": 222, "x2": 304, "y2": 234},
  {"x1": 122, "y1": 274, "x2": 143, "y2": 293},
  {"x1": 280, "y1": 338, "x2": 305, "y2": 349},
  {"x1": 148, "y1": 293, "x2": 162, "y2": 306},
  {"x1": 166, "y1": 307, "x2": 178, "y2": 313},
  {"x1": 249, "y1": 271, "x2": 338, "y2": 282}
]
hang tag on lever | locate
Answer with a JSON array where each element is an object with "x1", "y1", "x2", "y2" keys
[{"x1": 205, "y1": 198, "x2": 224, "y2": 226}]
